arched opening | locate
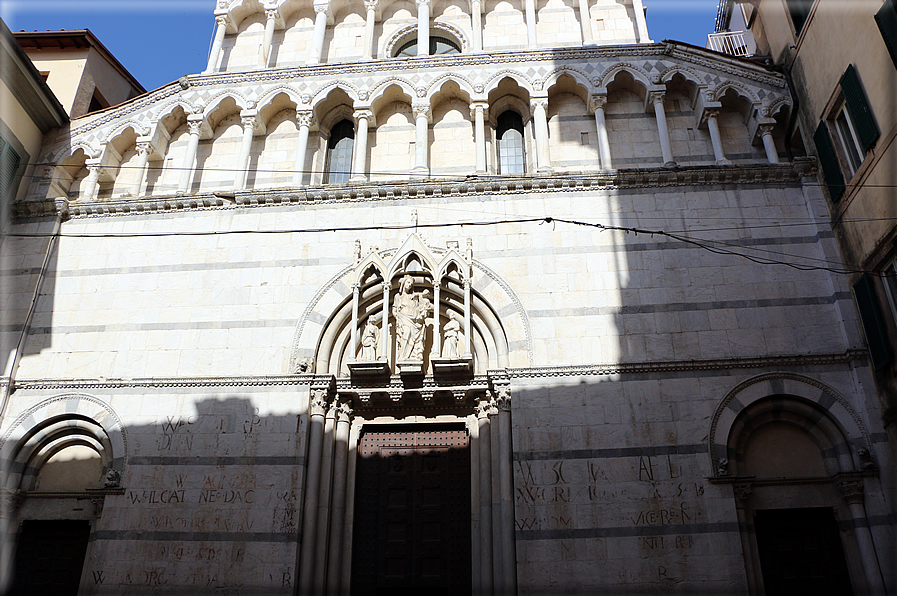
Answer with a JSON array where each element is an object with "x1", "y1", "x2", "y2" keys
[
  {"x1": 394, "y1": 35, "x2": 461, "y2": 57},
  {"x1": 496, "y1": 110, "x2": 525, "y2": 174},
  {"x1": 325, "y1": 119, "x2": 356, "y2": 184}
]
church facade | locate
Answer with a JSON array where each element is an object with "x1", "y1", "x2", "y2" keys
[{"x1": 1, "y1": 0, "x2": 895, "y2": 594}]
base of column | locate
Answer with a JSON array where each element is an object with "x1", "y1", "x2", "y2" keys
[
  {"x1": 411, "y1": 166, "x2": 430, "y2": 177},
  {"x1": 715, "y1": 158, "x2": 732, "y2": 166},
  {"x1": 349, "y1": 175, "x2": 368, "y2": 183},
  {"x1": 536, "y1": 167, "x2": 554, "y2": 174},
  {"x1": 662, "y1": 161, "x2": 677, "y2": 169}
]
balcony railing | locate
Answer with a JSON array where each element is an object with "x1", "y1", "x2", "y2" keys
[{"x1": 707, "y1": 31, "x2": 750, "y2": 57}]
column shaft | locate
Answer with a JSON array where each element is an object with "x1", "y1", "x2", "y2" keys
[
  {"x1": 525, "y1": 0, "x2": 538, "y2": 47},
  {"x1": 81, "y1": 164, "x2": 100, "y2": 201},
  {"x1": 313, "y1": 408, "x2": 337, "y2": 590},
  {"x1": 351, "y1": 111, "x2": 370, "y2": 181},
  {"x1": 261, "y1": 11, "x2": 276, "y2": 67},
  {"x1": 847, "y1": 501, "x2": 886, "y2": 594},
  {"x1": 477, "y1": 407, "x2": 493, "y2": 595},
  {"x1": 463, "y1": 279, "x2": 472, "y2": 357},
  {"x1": 431, "y1": 282, "x2": 441, "y2": 359},
  {"x1": 308, "y1": 8, "x2": 329, "y2": 64},
  {"x1": 651, "y1": 95, "x2": 675, "y2": 167},
  {"x1": 417, "y1": 0, "x2": 430, "y2": 56},
  {"x1": 363, "y1": 5, "x2": 377, "y2": 58},
  {"x1": 591, "y1": 97, "x2": 612, "y2": 170},
  {"x1": 351, "y1": 284, "x2": 360, "y2": 361},
  {"x1": 178, "y1": 120, "x2": 202, "y2": 193},
  {"x1": 235, "y1": 115, "x2": 256, "y2": 189},
  {"x1": 205, "y1": 16, "x2": 228, "y2": 73},
  {"x1": 498, "y1": 405, "x2": 517, "y2": 593},
  {"x1": 707, "y1": 112, "x2": 729, "y2": 164},
  {"x1": 339, "y1": 423, "x2": 361, "y2": 596},
  {"x1": 490, "y1": 410, "x2": 504, "y2": 589},
  {"x1": 298, "y1": 398, "x2": 326, "y2": 594},
  {"x1": 325, "y1": 406, "x2": 352, "y2": 595},
  {"x1": 578, "y1": 0, "x2": 593, "y2": 44},
  {"x1": 532, "y1": 100, "x2": 551, "y2": 171},
  {"x1": 293, "y1": 111, "x2": 312, "y2": 186},
  {"x1": 473, "y1": 104, "x2": 487, "y2": 173},
  {"x1": 381, "y1": 283, "x2": 390, "y2": 363},
  {"x1": 132, "y1": 145, "x2": 151, "y2": 196},
  {"x1": 471, "y1": 0, "x2": 483, "y2": 51},
  {"x1": 760, "y1": 126, "x2": 779, "y2": 164},
  {"x1": 413, "y1": 106, "x2": 429, "y2": 174},
  {"x1": 469, "y1": 416, "x2": 482, "y2": 596}
]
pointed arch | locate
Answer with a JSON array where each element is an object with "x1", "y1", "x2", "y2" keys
[
  {"x1": 542, "y1": 67, "x2": 593, "y2": 97},
  {"x1": 103, "y1": 121, "x2": 150, "y2": 144},
  {"x1": 310, "y1": 81, "x2": 361, "y2": 109},
  {"x1": 597, "y1": 62, "x2": 652, "y2": 92},
  {"x1": 483, "y1": 71, "x2": 535, "y2": 96},
  {"x1": 711, "y1": 80, "x2": 760, "y2": 104},
  {"x1": 202, "y1": 90, "x2": 253, "y2": 119},
  {"x1": 425, "y1": 73, "x2": 477, "y2": 102}
]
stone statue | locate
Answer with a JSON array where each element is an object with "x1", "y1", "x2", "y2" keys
[
  {"x1": 393, "y1": 275, "x2": 431, "y2": 361},
  {"x1": 441, "y1": 311, "x2": 462, "y2": 358},
  {"x1": 104, "y1": 468, "x2": 121, "y2": 488},
  {"x1": 359, "y1": 318, "x2": 379, "y2": 360}
]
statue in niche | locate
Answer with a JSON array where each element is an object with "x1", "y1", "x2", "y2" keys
[
  {"x1": 441, "y1": 311, "x2": 462, "y2": 358},
  {"x1": 359, "y1": 318, "x2": 379, "y2": 361},
  {"x1": 393, "y1": 275, "x2": 432, "y2": 361}
]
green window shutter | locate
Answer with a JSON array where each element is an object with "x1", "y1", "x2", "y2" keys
[
  {"x1": 813, "y1": 122, "x2": 845, "y2": 202},
  {"x1": 0, "y1": 135, "x2": 22, "y2": 203},
  {"x1": 839, "y1": 64, "x2": 879, "y2": 153},
  {"x1": 876, "y1": 0, "x2": 897, "y2": 69},
  {"x1": 854, "y1": 273, "x2": 893, "y2": 371}
]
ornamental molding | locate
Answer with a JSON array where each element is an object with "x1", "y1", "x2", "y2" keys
[
  {"x1": 57, "y1": 44, "x2": 784, "y2": 142},
  {"x1": 15, "y1": 162, "x2": 814, "y2": 220},
  {"x1": 13, "y1": 374, "x2": 314, "y2": 392}
]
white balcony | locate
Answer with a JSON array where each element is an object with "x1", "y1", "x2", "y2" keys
[{"x1": 707, "y1": 31, "x2": 753, "y2": 57}]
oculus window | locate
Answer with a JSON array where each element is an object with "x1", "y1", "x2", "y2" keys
[{"x1": 325, "y1": 119, "x2": 355, "y2": 184}]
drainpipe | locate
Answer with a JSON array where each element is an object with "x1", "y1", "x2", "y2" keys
[
  {"x1": 0, "y1": 199, "x2": 66, "y2": 425},
  {"x1": 781, "y1": 65, "x2": 800, "y2": 162}
]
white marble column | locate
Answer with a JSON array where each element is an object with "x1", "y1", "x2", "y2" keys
[
  {"x1": 178, "y1": 117, "x2": 203, "y2": 193},
  {"x1": 413, "y1": 103, "x2": 430, "y2": 175},
  {"x1": 495, "y1": 387, "x2": 517, "y2": 594},
  {"x1": 632, "y1": 0, "x2": 652, "y2": 43},
  {"x1": 578, "y1": 0, "x2": 593, "y2": 44},
  {"x1": 531, "y1": 98, "x2": 552, "y2": 171},
  {"x1": 463, "y1": 278, "x2": 472, "y2": 357},
  {"x1": 417, "y1": 0, "x2": 430, "y2": 56},
  {"x1": 470, "y1": 0, "x2": 483, "y2": 51},
  {"x1": 471, "y1": 102, "x2": 488, "y2": 173},
  {"x1": 362, "y1": 0, "x2": 378, "y2": 59},
  {"x1": 476, "y1": 399, "x2": 494, "y2": 595},
  {"x1": 759, "y1": 123, "x2": 779, "y2": 164},
  {"x1": 590, "y1": 94, "x2": 612, "y2": 170},
  {"x1": 81, "y1": 161, "x2": 101, "y2": 201},
  {"x1": 525, "y1": 0, "x2": 538, "y2": 47},
  {"x1": 838, "y1": 479, "x2": 887, "y2": 596},
  {"x1": 308, "y1": 4, "x2": 330, "y2": 65},
  {"x1": 430, "y1": 281, "x2": 441, "y2": 360},
  {"x1": 131, "y1": 142, "x2": 153, "y2": 196},
  {"x1": 314, "y1": 402, "x2": 337, "y2": 590},
  {"x1": 351, "y1": 110, "x2": 372, "y2": 182},
  {"x1": 351, "y1": 283, "x2": 361, "y2": 361},
  {"x1": 260, "y1": 9, "x2": 278, "y2": 67},
  {"x1": 205, "y1": 15, "x2": 229, "y2": 74},
  {"x1": 235, "y1": 112, "x2": 258, "y2": 189},
  {"x1": 293, "y1": 109, "x2": 313, "y2": 186},
  {"x1": 649, "y1": 91, "x2": 675, "y2": 167},
  {"x1": 381, "y1": 282, "x2": 390, "y2": 363},
  {"x1": 705, "y1": 109, "x2": 730, "y2": 165},
  {"x1": 325, "y1": 401, "x2": 352, "y2": 595},
  {"x1": 298, "y1": 389, "x2": 328, "y2": 594}
]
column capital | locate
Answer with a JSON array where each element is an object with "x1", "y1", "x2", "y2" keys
[
  {"x1": 530, "y1": 97, "x2": 548, "y2": 111},
  {"x1": 469, "y1": 101, "x2": 489, "y2": 118},
  {"x1": 309, "y1": 389, "x2": 328, "y2": 416},
  {"x1": 335, "y1": 400, "x2": 353, "y2": 423},
  {"x1": 364, "y1": 0, "x2": 379, "y2": 10},
  {"x1": 353, "y1": 109, "x2": 373, "y2": 122},
  {"x1": 416, "y1": 0, "x2": 431, "y2": 6},
  {"x1": 647, "y1": 90, "x2": 665, "y2": 106},
  {"x1": 588, "y1": 94, "x2": 607, "y2": 112},
  {"x1": 215, "y1": 14, "x2": 232, "y2": 28},
  {"x1": 296, "y1": 109, "x2": 314, "y2": 128},
  {"x1": 758, "y1": 122, "x2": 776, "y2": 136},
  {"x1": 241, "y1": 114, "x2": 258, "y2": 129},
  {"x1": 135, "y1": 142, "x2": 154, "y2": 157},
  {"x1": 265, "y1": 7, "x2": 279, "y2": 20},
  {"x1": 837, "y1": 477, "x2": 865, "y2": 505},
  {"x1": 412, "y1": 102, "x2": 431, "y2": 119},
  {"x1": 476, "y1": 398, "x2": 493, "y2": 419},
  {"x1": 314, "y1": 3, "x2": 331, "y2": 14}
]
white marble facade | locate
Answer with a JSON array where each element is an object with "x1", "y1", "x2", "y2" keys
[{"x1": 2, "y1": 0, "x2": 895, "y2": 594}]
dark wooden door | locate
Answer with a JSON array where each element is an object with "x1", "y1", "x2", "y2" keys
[
  {"x1": 352, "y1": 424, "x2": 471, "y2": 596},
  {"x1": 754, "y1": 508, "x2": 853, "y2": 596},
  {"x1": 12, "y1": 520, "x2": 91, "y2": 595}
]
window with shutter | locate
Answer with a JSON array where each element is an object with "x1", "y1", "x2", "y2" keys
[
  {"x1": 785, "y1": 0, "x2": 813, "y2": 36},
  {"x1": 853, "y1": 273, "x2": 892, "y2": 371},
  {"x1": 0, "y1": 133, "x2": 23, "y2": 204},
  {"x1": 876, "y1": 0, "x2": 897, "y2": 68},
  {"x1": 839, "y1": 65, "x2": 879, "y2": 153},
  {"x1": 812, "y1": 122, "x2": 845, "y2": 202}
]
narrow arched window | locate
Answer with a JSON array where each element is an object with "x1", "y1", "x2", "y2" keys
[
  {"x1": 496, "y1": 111, "x2": 525, "y2": 175},
  {"x1": 325, "y1": 119, "x2": 355, "y2": 184},
  {"x1": 394, "y1": 36, "x2": 461, "y2": 57}
]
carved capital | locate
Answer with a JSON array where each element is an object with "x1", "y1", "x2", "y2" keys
[
  {"x1": 412, "y1": 103, "x2": 430, "y2": 119},
  {"x1": 215, "y1": 14, "x2": 230, "y2": 28},
  {"x1": 530, "y1": 98, "x2": 548, "y2": 111},
  {"x1": 704, "y1": 108, "x2": 720, "y2": 120},
  {"x1": 837, "y1": 479, "x2": 865, "y2": 505},
  {"x1": 296, "y1": 110, "x2": 314, "y2": 128},
  {"x1": 589, "y1": 94, "x2": 607, "y2": 112},
  {"x1": 469, "y1": 102, "x2": 488, "y2": 119},
  {"x1": 733, "y1": 481, "x2": 752, "y2": 501},
  {"x1": 241, "y1": 115, "x2": 257, "y2": 129},
  {"x1": 187, "y1": 120, "x2": 203, "y2": 136},
  {"x1": 314, "y1": 3, "x2": 330, "y2": 14},
  {"x1": 416, "y1": 0, "x2": 430, "y2": 6},
  {"x1": 647, "y1": 90, "x2": 665, "y2": 105},
  {"x1": 309, "y1": 390, "x2": 328, "y2": 416},
  {"x1": 758, "y1": 122, "x2": 775, "y2": 136},
  {"x1": 353, "y1": 109, "x2": 373, "y2": 122},
  {"x1": 364, "y1": 0, "x2": 379, "y2": 10},
  {"x1": 136, "y1": 142, "x2": 153, "y2": 158},
  {"x1": 265, "y1": 8, "x2": 279, "y2": 20}
]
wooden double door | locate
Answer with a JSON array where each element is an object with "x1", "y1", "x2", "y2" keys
[{"x1": 351, "y1": 424, "x2": 471, "y2": 596}]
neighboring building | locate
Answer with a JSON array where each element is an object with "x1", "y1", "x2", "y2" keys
[
  {"x1": 714, "y1": 0, "x2": 897, "y2": 481},
  {"x1": 2, "y1": 2, "x2": 896, "y2": 595},
  {"x1": 12, "y1": 29, "x2": 146, "y2": 119}
]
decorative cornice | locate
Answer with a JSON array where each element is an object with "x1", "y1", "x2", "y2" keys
[
  {"x1": 15, "y1": 162, "x2": 815, "y2": 220},
  {"x1": 13, "y1": 374, "x2": 314, "y2": 391}
]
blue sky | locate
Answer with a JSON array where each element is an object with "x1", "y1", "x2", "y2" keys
[{"x1": 2, "y1": 0, "x2": 719, "y2": 92}]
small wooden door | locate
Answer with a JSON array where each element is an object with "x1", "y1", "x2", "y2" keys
[
  {"x1": 13, "y1": 520, "x2": 91, "y2": 595},
  {"x1": 352, "y1": 425, "x2": 471, "y2": 596},
  {"x1": 754, "y1": 508, "x2": 853, "y2": 596}
]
